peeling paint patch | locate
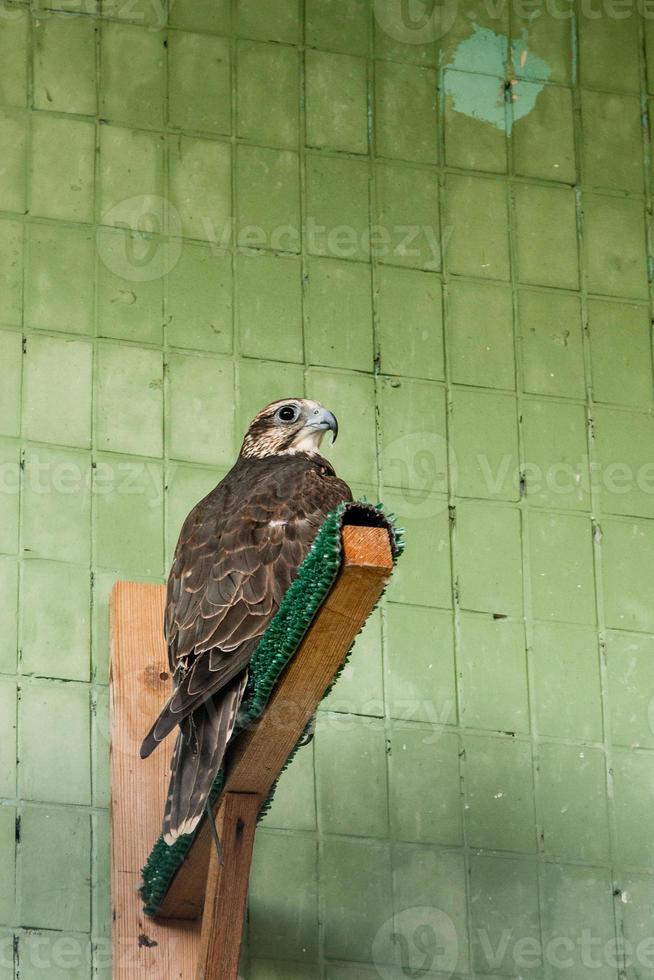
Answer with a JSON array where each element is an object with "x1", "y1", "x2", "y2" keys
[{"x1": 444, "y1": 26, "x2": 552, "y2": 134}]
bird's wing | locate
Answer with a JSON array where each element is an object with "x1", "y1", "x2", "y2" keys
[{"x1": 140, "y1": 457, "x2": 351, "y2": 757}]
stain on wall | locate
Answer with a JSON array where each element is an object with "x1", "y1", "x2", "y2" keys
[{"x1": 444, "y1": 25, "x2": 552, "y2": 133}]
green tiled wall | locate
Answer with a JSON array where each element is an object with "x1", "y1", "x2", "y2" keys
[{"x1": 1, "y1": 1, "x2": 654, "y2": 977}]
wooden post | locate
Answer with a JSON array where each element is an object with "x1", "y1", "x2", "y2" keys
[
  {"x1": 195, "y1": 793, "x2": 260, "y2": 980},
  {"x1": 110, "y1": 582, "x2": 202, "y2": 979},
  {"x1": 110, "y1": 524, "x2": 394, "y2": 980}
]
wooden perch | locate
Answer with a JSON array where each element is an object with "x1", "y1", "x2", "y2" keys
[{"x1": 110, "y1": 523, "x2": 394, "y2": 980}]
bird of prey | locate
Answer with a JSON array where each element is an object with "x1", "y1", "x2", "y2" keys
[{"x1": 140, "y1": 398, "x2": 352, "y2": 843}]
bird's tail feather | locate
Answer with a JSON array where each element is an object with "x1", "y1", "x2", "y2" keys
[{"x1": 162, "y1": 673, "x2": 247, "y2": 844}]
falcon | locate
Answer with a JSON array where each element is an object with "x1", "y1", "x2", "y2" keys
[{"x1": 140, "y1": 398, "x2": 352, "y2": 843}]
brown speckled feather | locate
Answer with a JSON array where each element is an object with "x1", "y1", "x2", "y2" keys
[{"x1": 141, "y1": 450, "x2": 351, "y2": 842}]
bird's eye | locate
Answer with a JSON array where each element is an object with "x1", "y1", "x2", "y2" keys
[{"x1": 277, "y1": 405, "x2": 299, "y2": 423}]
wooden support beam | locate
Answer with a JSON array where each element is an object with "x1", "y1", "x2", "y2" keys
[{"x1": 110, "y1": 523, "x2": 394, "y2": 980}]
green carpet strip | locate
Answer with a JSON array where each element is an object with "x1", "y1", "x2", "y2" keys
[{"x1": 141, "y1": 501, "x2": 404, "y2": 917}]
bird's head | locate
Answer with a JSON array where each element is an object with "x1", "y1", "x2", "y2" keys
[{"x1": 239, "y1": 398, "x2": 339, "y2": 460}]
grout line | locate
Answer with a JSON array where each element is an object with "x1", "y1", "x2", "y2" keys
[
  {"x1": 11, "y1": 0, "x2": 37, "y2": 940},
  {"x1": 297, "y1": 13, "x2": 309, "y2": 395},
  {"x1": 603, "y1": 9, "x2": 654, "y2": 978},
  {"x1": 90, "y1": 7, "x2": 110, "y2": 968},
  {"x1": 437, "y1": 29, "x2": 476, "y2": 978},
  {"x1": 160, "y1": 2, "x2": 172, "y2": 576},
  {"x1": 570, "y1": 2, "x2": 621, "y2": 974},
  {"x1": 505, "y1": 3, "x2": 551, "y2": 973}
]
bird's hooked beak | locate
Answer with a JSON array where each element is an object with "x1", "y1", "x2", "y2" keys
[{"x1": 306, "y1": 405, "x2": 338, "y2": 443}]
